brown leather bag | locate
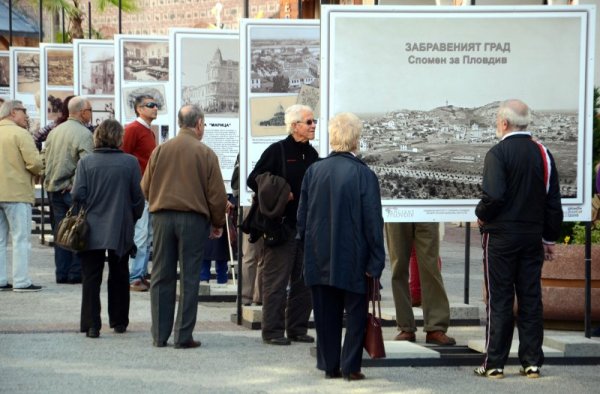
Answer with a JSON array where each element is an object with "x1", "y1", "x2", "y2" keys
[
  {"x1": 364, "y1": 277, "x2": 386, "y2": 359},
  {"x1": 55, "y1": 204, "x2": 89, "y2": 252}
]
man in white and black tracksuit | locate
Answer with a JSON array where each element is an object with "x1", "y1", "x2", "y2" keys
[{"x1": 474, "y1": 99, "x2": 563, "y2": 379}]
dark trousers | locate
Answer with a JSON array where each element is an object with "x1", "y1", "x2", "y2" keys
[
  {"x1": 312, "y1": 285, "x2": 367, "y2": 375},
  {"x1": 151, "y1": 211, "x2": 209, "y2": 346},
  {"x1": 79, "y1": 249, "x2": 130, "y2": 332},
  {"x1": 48, "y1": 191, "x2": 81, "y2": 281},
  {"x1": 261, "y1": 234, "x2": 312, "y2": 340},
  {"x1": 481, "y1": 232, "x2": 545, "y2": 369}
]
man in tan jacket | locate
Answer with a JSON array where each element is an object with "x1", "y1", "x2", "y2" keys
[
  {"x1": 0, "y1": 100, "x2": 44, "y2": 292},
  {"x1": 43, "y1": 96, "x2": 93, "y2": 284},
  {"x1": 142, "y1": 104, "x2": 226, "y2": 349}
]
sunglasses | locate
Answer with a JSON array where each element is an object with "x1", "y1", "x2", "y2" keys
[
  {"x1": 14, "y1": 108, "x2": 28, "y2": 114},
  {"x1": 299, "y1": 119, "x2": 317, "y2": 126},
  {"x1": 142, "y1": 102, "x2": 159, "y2": 109}
]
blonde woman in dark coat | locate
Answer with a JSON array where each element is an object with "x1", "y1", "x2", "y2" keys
[{"x1": 71, "y1": 119, "x2": 144, "y2": 338}]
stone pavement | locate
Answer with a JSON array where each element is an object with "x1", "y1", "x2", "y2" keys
[{"x1": 0, "y1": 224, "x2": 598, "y2": 393}]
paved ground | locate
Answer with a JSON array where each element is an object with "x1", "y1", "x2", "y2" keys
[{"x1": 0, "y1": 224, "x2": 598, "y2": 393}]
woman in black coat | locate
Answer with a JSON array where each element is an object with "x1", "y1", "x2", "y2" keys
[
  {"x1": 297, "y1": 112, "x2": 385, "y2": 381},
  {"x1": 71, "y1": 119, "x2": 144, "y2": 338}
]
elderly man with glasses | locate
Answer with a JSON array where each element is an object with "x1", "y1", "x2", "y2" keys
[
  {"x1": 0, "y1": 100, "x2": 44, "y2": 292},
  {"x1": 122, "y1": 95, "x2": 159, "y2": 292},
  {"x1": 247, "y1": 104, "x2": 319, "y2": 346},
  {"x1": 43, "y1": 96, "x2": 94, "y2": 285}
]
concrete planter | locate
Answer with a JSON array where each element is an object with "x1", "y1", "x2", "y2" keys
[{"x1": 541, "y1": 244, "x2": 600, "y2": 322}]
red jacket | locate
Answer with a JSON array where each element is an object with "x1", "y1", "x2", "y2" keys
[{"x1": 122, "y1": 119, "x2": 157, "y2": 175}]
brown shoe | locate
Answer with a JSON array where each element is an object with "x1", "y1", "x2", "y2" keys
[
  {"x1": 343, "y1": 372, "x2": 366, "y2": 381},
  {"x1": 394, "y1": 331, "x2": 416, "y2": 342},
  {"x1": 130, "y1": 279, "x2": 148, "y2": 292},
  {"x1": 425, "y1": 330, "x2": 456, "y2": 346},
  {"x1": 175, "y1": 339, "x2": 201, "y2": 349}
]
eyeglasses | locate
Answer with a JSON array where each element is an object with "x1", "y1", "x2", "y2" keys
[
  {"x1": 142, "y1": 102, "x2": 158, "y2": 109},
  {"x1": 82, "y1": 108, "x2": 93, "y2": 113},
  {"x1": 298, "y1": 119, "x2": 317, "y2": 126},
  {"x1": 14, "y1": 108, "x2": 27, "y2": 114}
]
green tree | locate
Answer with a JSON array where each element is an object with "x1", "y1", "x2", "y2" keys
[{"x1": 29, "y1": 0, "x2": 137, "y2": 41}]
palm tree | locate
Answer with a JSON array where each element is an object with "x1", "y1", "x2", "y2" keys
[{"x1": 28, "y1": 0, "x2": 137, "y2": 41}]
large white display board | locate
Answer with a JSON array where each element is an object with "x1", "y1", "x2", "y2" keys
[
  {"x1": 169, "y1": 28, "x2": 240, "y2": 192},
  {"x1": 321, "y1": 5, "x2": 596, "y2": 222},
  {"x1": 0, "y1": 51, "x2": 9, "y2": 100},
  {"x1": 114, "y1": 35, "x2": 171, "y2": 143},
  {"x1": 73, "y1": 39, "x2": 115, "y2": 126},
  {"x1": 39, "y1": 43, "x2": 74, "y2": 129},
  {"x1": 238, "y1": 19, "x2": 323, "y2": 206}
]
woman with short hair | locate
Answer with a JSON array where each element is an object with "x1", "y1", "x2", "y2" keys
[
  {"x1": 72, "y1": 119, "x2": 144, "y2": 338},
  {"x1": 297, "y1": 112, "x2": 385, "y2": 380}
]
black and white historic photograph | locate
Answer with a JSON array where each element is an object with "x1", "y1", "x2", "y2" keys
[
  {"x1": 46, "y1": 89, "x2": 74, "y2": 122},
  {"x1": 16, "y1": 52, "x2": 40, "y2": 94},
  {"x1": 0, "y1": 53, "x2": 9, "y2": 91},
  {"x1": 47, "y1": 49, "x2": 73, "y2": 87},
  {"x1": 122, "y1": 84, "x2": 167, "y2": 119},
  {"x1": 122, "y1": 40, "x2": 168, "y2": 81},
  {"x1": 328, "y1": 13, "x2": 584, "y2": 205},
  {"x1": 180, "y1": 36, "x2": 239, "y2": 116},
  {"x1": 358, "y1": 102, "x2": 577, "y2": 200},
  {"x1": 88, "y1": 97, "x2": 115, "y2": 126},
  {"x1": 79, "y1": 44, "x2": 114, "y2": 95},
  {"x1": 249, "y1": 26, "x2": 319, "y2": 93},
  {"x1": 249, "y1": 95, "x2": 297, "y2": 136}
]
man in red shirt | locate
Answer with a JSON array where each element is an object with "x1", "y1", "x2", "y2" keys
[{"x1": 122, "y1": 95, "x2": 158, "y2": 291}]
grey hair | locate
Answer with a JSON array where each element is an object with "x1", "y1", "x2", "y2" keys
[
  {"x1": 178, "y1": 104, "x2": 204, "y2": 128},
  {"x1": 497, "y1": 99, "x2": 530, "y2": 130},
  {"x1": 93, "y1": 119, "x2": 124, "y2": 148},
  {"x1": 285, "y1": 104, "x2": 313, "y2": 134},
  {"x1": 329, "y1": 112, "x2": 362, "y2": 153},
  {"x1": 68, "y1": 96, "x2": 87, "y2": 115},
  {"x1": 0, "y1": 100, "x2": 25, "y2": 119},
  {"x1": 133, "y1": 94, "x2": 155, "y2": 117}
]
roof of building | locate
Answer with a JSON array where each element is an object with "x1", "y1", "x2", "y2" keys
[{"x1": 0, "y1": 2, "x2": 39, "y2": 37}]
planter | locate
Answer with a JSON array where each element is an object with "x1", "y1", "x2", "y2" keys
[{"x1": 541, "y1": 244, "x2": 600, "y2": 322}]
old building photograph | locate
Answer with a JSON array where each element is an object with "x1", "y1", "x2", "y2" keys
[
  {"x1": 181, "y1": 37, "x2": 239, "y2": 116},
  {"x1": 249, "y1": 95, "x2": 296, "y2": 136},
  {"x1": 46, "y1": 49, "x2": 73, "y2": 87},
  {"x1": 16, "y1": 52, "x2": 39, "y2": 94},
  {"x1": 122, "y1": 40, "x2": 169, "y2": 81},
  {"x1": 80, "y1": 45, "x2": 114, "y2": 95},
  {"x1": 0, "y1": 53, "x2": 9, "y2": 89}
]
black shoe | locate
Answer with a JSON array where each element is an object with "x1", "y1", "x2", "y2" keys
[
  {"x1": 325, "y1": 370, "x2": 342, "y2": 379},
  {"x1": 153, "y1": 340, "x2": 167, "y2": 348},
  {"x1": 289, "y1": 334, "x2": 314, "y2": 343},
  {"x1": 68, "y1": 278, "x2": 82, "y2": 284},
  {"x1": 175, "y1": 339, "x2": 201, "y2": 349},
  {"x1": 0, "y1": 283, "x2": 12, "y2": 291},
  {"x1": 263, "y1": 337, "x2": 291, "y2": 345},
  {"x1": 113, "y1": 325, "x2": 127, "y2": 334},
  {"x1": 86, "y1": 328, "x2": 100, "y2": 338},
  {"x1": 13, "y1": 284, "x2": 42, "y2": 292}
]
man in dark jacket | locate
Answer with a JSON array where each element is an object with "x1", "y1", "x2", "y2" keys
[
  {"x1": 474, "y1": 99, "x2": 563, "y2": 379},
  {"x1": 247, "y1": 104, "x2": 319, "y2": 345}
]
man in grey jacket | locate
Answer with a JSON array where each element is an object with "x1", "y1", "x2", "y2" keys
[{"x1": 43, "y1": 96, "x2": 94, "y2": 284}]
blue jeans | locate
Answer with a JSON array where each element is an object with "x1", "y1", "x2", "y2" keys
[
  {"x1": 200, "y1": 260, "x2": 228, "y2": 284},
  {"x1": 0, "y1": 202, "x2": 33, "y2": 288},
  {"x1": 48, "y1": 191, "x2": 81, "y2": 281},
  {"x1": 128, "y1": 202, "x2": 152, "y2": 283}
]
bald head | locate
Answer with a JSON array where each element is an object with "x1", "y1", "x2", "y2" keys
[{"x1": 178, "y1": 104, "x2": 205, "y2": 139}]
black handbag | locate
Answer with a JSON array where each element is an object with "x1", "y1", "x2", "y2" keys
[{"x1": 55, "y1": 203, "x2": 89, "y2": 252}]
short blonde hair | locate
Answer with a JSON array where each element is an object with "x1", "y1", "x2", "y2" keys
[
  {"x1": 94, "y1": 119, "x2": 123, "y2": 148},
  {"x1": 329, "y1": 112, "x2": 362, "y2": 152}
]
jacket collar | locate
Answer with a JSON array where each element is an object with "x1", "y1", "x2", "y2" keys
[
  {"x1": 501, "y1": 131, "x2": 532, "y2": 141},
  {"x1": 94, "y1": 147, "x2": 122, "y2": 153},
  {"x1": 328, "y1": 151, "x2": 367, "y2": 165},
  {"x1": 178, "y1": 127, "x2": 200, "y2": 139}
]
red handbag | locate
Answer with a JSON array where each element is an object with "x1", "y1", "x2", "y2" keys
[{"x1": 364, "y1": 277, "x2": 386, "y2": 359}]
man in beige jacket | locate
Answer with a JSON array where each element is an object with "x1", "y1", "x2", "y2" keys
[
  {"x1": 142, "y1": 104, "x2": 226, "y2": 349},
  {"x1": 43, "y1": 96, "x2": 93, "y2": 284},
  {"x1": 0, "y1": 100, "x2": 44, "y2": 292}
]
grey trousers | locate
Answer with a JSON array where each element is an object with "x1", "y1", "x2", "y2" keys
[
  {"x1": 261, "y1": 234, "x2": 311, "y2": 340},
  {"x1": 385, "y1": 222, "x2": 450, "y2": 333},
  {"x1": 150, "y1": 210, "x2": 209, "y2": 346},
  {"x1": 241, "y1": 232, "x2": 264, "y2": 305}
]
